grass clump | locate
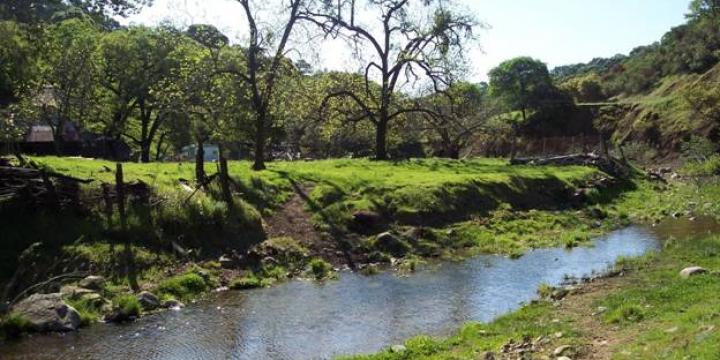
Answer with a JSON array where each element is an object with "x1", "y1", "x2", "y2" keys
[
  {"x1": 65, "y1": 297, "x2": 104, "y2": 326},
  {"x1": 112, "y1": 294, "x2": 141, "y2": 319},
  {"x1": 537, "y1": 282, "x2": 554, "y2": 299},
  {"x1": 604, "y1": 303, "x2": 646, "y2": 324},
  {"x1": 0, "y1": 313, "x2": 32, "y2": 339},
  {"x1": 157, "y1": 272, "x2": 209, "y2": 300},
  {"x1": 308, "y1": 258, "x2": 334, "y2": 280},
  {"x1": 229, "y1": 274, "x2": 262, "y2": 290}
]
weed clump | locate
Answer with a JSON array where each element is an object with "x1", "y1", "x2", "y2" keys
[
  {"x1": 230, "y1": 274, "x2": 262, "y2": 289},
  {"x1": 605, "y1": 304, "x2": 645, "y2": 324},
  {"x1": 111, "y1": 294, "x2": 141, "y2": 319},
  {"x1": 308, "y1": 258, "x2": 334, "y2": 280}
]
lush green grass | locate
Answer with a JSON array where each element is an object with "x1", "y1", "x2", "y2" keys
[
  {"x1": 598, "y1": 235, "x2": 720, "y2": 358},
  {"x1": 342, "y1": 302, "x2": 578, "y2": 360},
  {"x1": 348, "y1": 178, "x2": 720, "y2": 359}
]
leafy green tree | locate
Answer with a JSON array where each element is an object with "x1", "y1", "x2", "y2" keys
[
  {"x1": 98, "y1": 26, "x2": 183, "y2": 162},
  {"x1": 0, "y1": 21, "x2": 36, "y2": 103},
  {"x1": 558, "y1": 73, "x2": 606, "y2": 103},
  {"x1": 0, "y1": 0, "x2": 150, "y2": 26},
  {"x1": 303, "y1": 0, "x2": 477, "y2": 160},
  {"x1": 228, "y1": 0, "x2": 309, "y2": 170},
  {"x1": 22, "y1": 18, "x2": 102, "y2": 152},
  {"x1": 422, "y1": 82, "x2": 498, "y2": 159},
  {"x1": 687, "y1": 0, "x2": 720, "y2": 19},
  {"x1": 489, "y1": 57, "x2": 554, "y2": 124}
]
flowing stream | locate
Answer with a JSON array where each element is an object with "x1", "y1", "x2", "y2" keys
[{"x1": 3, "y1": 218, "x2": 718, "y2": 360}]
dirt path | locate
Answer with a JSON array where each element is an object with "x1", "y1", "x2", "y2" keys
[
  {"x1": 552, "y1": 275, "x2": 643, "y2": 359},
  {"x1": 263, "y1": 183, "x2": 350, "y2": 266}
]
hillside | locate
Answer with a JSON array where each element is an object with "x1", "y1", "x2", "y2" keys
[
  {"x1": 610, "y1": 62, "x2": 720, "y2": 153},
  {"x1": 551, "y1": 5, "x2": 720, "y2": 158}
]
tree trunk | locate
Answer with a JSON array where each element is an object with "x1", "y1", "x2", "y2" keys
[
  {"x1": 600, "y1": 133, "x2": 610, "y2": 161},
  {"x1": 449, "y1": 146, "x2": 460, "y2": 160},
  {"x1": 375, "y1": 120, "x2": 388, "y2": 160},
  {"x1": 140, "y1": 142, "x2": 151, "y2": 163},
  {"x1": 253, "y1": 114, "x2": 267, "y2": 170},
  {"x1": 195, "y1": 139, "x2": 206, "y2": 186}
]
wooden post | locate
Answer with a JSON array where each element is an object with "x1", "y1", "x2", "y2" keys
[
  {"x1": 41, "y1": 170, "x2": 60, "y2": 210},
  {"x1": 218, "y1": 144, "x2": 234, "y2": 210},
  {"x1": 116, "y1": 163, "x2": 139, "y2": 292}
]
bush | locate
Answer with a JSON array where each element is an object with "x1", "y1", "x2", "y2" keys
[
  {"x1": 112, "y1": 294, "x2": 141, "y2": 319},
  {"x1": 308, "y1": 258, "x2": 334, "y2": 280},
  {"x1": 680, "y1": 154, "x2": 720, "y2": 176},
  {"x1": 537, "y1": 283, "x2": 554, "y2": 299},
  {"x1": 680, "y1": 135, "x2": 717, "y2": 163},
  {"x1": 157, "y1": 272, "x2": 208, "y2": 300}
]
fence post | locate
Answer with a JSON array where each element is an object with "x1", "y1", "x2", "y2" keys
[
  {"x1": 218, "y1": 144, "x2": 234, "y2": 211},
  {"x1": 116, "y1": 163, "x2": 138, "y2": 292}
]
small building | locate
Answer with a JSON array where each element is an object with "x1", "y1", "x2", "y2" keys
[{"x1": 180, "y1": 143, "x2": 220, "y2": 162}]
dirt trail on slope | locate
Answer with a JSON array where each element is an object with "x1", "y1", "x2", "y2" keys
[{"x1": 263, "y1": 183, "x2": 351, "y2": 267}]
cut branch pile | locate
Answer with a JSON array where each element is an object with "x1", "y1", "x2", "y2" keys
[
  {"x1": 0, "y1": 165, "x2": 93, "y2": 208},
  {"x1": 510, "y1": 153, "x2": 632, "y2": 178}
]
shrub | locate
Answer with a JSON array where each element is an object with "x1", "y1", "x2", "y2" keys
[
  {"x1": 680, "y1": 135, "x2": 717, "y2": 163},
  {"x1": 680, "y1": 154, "x2": 720, "y2": 176},
  {"x1": 537, "y1": 282, "x2": 554, "y2": 299},
  {"x1": 308, "y1": 258, "x2": 334, "y2": 280}
]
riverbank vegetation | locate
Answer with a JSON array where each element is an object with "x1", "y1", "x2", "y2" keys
[
  {"x1": 347, "y1": 176, "x2": 720, "y2": 359},
  {"x1": 0, "y1": 154, "x2": 639, "y2": 335},
  {"x1": 1, "y1": 0, "x2": 719, "y2": 355}
]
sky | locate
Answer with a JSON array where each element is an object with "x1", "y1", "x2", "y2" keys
[{"x1": 120, "y1": 0, "x2": 691, "y2": 82}]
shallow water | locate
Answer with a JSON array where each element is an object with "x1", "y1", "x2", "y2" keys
[{"x1": 2, "y1": 224, "x2": 687, "y2": 360}]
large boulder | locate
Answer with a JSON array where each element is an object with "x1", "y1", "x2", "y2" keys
[
  {"x1": 12, "y1": 293, "x2": 81, "y2": 332},
  {"x1": 137, "y1": 291, "x2": 161, "y2": 311},
  {"x1": 78, "y1": 275, "x2": 106, "y2": 291}
]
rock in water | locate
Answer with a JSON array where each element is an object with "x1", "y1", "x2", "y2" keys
[
  {"x1": 137, "y1": 291, "x2": 161, "y2": 310},
  {"x1": 78, "y1": 275, "x2": 106, "y2": 291},
  {"x1": 12, "y1": 293, "x2": 81, "y2": 332},
  {"x1": 162, "y1": 299, "x2": 185, "y2": 310},
  {"x1": 680, "y1": 266, "x2": 707, "y2": 278}
]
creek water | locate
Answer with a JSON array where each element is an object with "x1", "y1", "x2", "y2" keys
[{"x1": 3, "y1": 218, "x2": 717, "y2": 360}]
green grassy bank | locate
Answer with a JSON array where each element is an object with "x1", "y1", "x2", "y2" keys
[
  {"x1": 343, "y1": 178, "x2": 720, "y2": 359},
  {"x1": 0, "y1": 156, "x2": 621, "y2": 336}
]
